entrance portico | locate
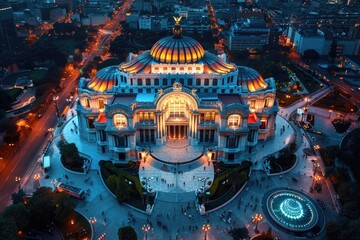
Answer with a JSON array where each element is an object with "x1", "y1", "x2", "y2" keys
[{"x1": 155, "y1": 83, "x2": 200, "y2": 145}]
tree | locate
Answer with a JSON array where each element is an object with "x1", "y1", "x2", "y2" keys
[
  {"x1": 118, "y1": 226, "x2": 137, "y2": 240},
  {"x1": 115, "y1": 175, "x2": 130, "y2": 203},
  {"x1": 326, "y1": 221, "x2": 341, "y2": 240},
  {"x1": 0, "y1": 216, "x2": 17, "y2": 240},
  {"x1": 60, "y1": 143, "x2": 83, "y2": 170},
  {"x1": 228, "y1": 227, "x2": 249, "y2": 240},
  {"x1": 302, "y1": 49, "x2": 320, "y2": 61},
  {"x1": 11, "y1": 189, "x2": 26, "y2": 204},
  {"x1": 2, "y1": 203, "x2": 30, "y2": 230},
  {"x1": 27, "y1": 187, "x2": 56, "y2": 229}
]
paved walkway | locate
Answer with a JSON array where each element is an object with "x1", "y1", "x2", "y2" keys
[{"x1": 20, "y1": 100, "x2": 341, "y2": 240}]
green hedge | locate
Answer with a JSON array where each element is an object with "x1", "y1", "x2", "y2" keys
[{"x1": 99, "y1": 161, "x2": 146, "y2": 210}]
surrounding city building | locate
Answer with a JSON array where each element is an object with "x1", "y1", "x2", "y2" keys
[
  {"x1": 0, "y1": 7, "x2": 18, "y2": 51},
  {"x1": 76, "y1": 20, "x2": 279, "y2": 162},
  {"x1": 227, "y1": 20, "x2": 270, "y2": 51}
]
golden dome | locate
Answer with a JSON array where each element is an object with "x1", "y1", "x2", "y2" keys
[
  {"x1": 150, "y1": 36, "x2": 205, "y2": 64},
  {"x1": 237, "y1": 66, "x2": 267, "y2": 92},
  {"x1": 88, "y1": 66, "x2": 119, "y2": 92}
]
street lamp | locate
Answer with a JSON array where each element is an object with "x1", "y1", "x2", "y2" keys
[
  {"x1": 51, "y1": 179, "x2": 57, "y2": 190},
  {"x1": 202, "y1": 224, "x2": 211, "y2": 240},
  {"x1": 142, "y1": 224, "x2": 151, "y2": 240},
  {"x1": 15, "y1": 176, "x2": 21, "y2": 189},
  {"x1": 48, "y1": 128, "x2": 54, "y2": 137},
  {"x1": 252, "y1": 213, "x2": 263, "y2": 233},
  {"x1": 89, "y1": 217, "x2": 97, "y2": 233},
  {"x1": 53, "y1": 96, "x2": 60, "y2": 122},
  {"x1": 34, "y1": 173, "x2": 40, "y2": 181},
  {"x1": 328, "y1": 109, "x2": 333, "y2": 118}
]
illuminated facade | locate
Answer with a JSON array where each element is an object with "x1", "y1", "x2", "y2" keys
[{"x1": 76, "y1": 20, "x2": 279, "y2": 161}]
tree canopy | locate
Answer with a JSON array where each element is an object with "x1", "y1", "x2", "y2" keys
[{"x1": 118, "y1": 226, "x2": 137, "y2": 240}]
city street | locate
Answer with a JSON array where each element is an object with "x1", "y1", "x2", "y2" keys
[{"x1": 0, "y1": 0, "x2": 133, "y2": 210}]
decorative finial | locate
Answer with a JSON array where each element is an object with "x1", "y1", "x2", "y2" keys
[
  {"x1": 172, "y1": 16, "x2": 183, "y2": 38},
  {"x1": 173, "y1": 16, "x2": 182, "y2": 25}
]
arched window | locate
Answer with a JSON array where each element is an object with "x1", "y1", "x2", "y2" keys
[
  {"x1": 169, "y1": 98, "x2": 186, "y2": 117},
  {"x1": 228, "y1": 114, "x2": 241, "y2": 127},
  {"x1": 113, "y1": 114, "x2": 127, "y2": 128}
]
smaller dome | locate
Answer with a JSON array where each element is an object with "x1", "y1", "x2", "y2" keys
[
  {"x1": 88, "y1": 66, "x2": 119, "y2": 92},
  {"x1": 237, "y1": 66, "x2": 267, "y2": 92}
]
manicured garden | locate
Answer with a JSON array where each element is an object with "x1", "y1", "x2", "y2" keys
[
  {"x1": 29, "y1": 69, "x2": 48, "y2": 86},
  {"x1": 59, "y1": 142, "x2": 86, "y2": 172},
  {"x1": 204, "y1": 161, "x2": 251, "y2": 210},
  {"x1": 99, "y1": 160, "x2": 149, "y2": 210},
  {"x1": 5, "y1": 88, "x2": 23, "y2": 103},
  {"x1": 265, "y1": 143, "x2": 297, "y2": 174}
]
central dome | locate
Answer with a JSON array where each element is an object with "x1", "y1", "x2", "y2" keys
[{"x1": 150, "y1": 36, "x2": 205, "y2": 64}]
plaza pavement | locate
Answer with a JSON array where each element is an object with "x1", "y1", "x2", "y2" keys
[{"x1": 20, "y1": 102, "x2": 342, "y2": 240}]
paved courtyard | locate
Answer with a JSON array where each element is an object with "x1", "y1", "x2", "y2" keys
[{"x1": 20, "y1": 104, "x2": 343, "y2": 240}]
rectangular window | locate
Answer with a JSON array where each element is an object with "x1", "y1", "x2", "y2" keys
[
  {"x1": 248, "y1": 130, "x2": 255, "y2": 142},
  {"x1": 204, "y1": 79, "x2": 209, "y2": 86},
  {"x1": 88, "y1": 117, "x2": 95, "y2": 129},
  {"x1": 171, "y1": 78, "x2": 176, "y2": 84},
  {"x1": 250, "y1": 100, "x2": 256, "y2": 109},
  {"x1": 100, "y1": 130, "x2": 106, "y2": 141},
  {"x1": 188, "y1": 79, "x2": 193, "y2": 85},
  {"x1": 163, "y1": 78, "x2": 168, "y2": 85},
  {"x1": 213, "y1": 79, "x2": 218, "y2": 86},
  {"x1": 264, "y1": 98, "x2": 269, "y2": 108},
  {"x1": 146, "y1": 88, "x2": 151, "y2": 93},
  {"x1": 85, "y1": 98, "x2": 90, "y2": 108},
  {"x1": 179, "y1": 79, "x2": 184, "y2": 85},
  {"x1": 138, "y1": 89, "x2": 143, "y2": 93},
  {"x1": 227, "y1": 136, "x2": 237, "y2": 148},
  {"x1": 130, "y1": 78, "x2": 133, "y2": 85},
  {"x1": 137, "y1": 78, "x2": 142, "y2": 86},
  {"x1": 146, "y1": 78, "x2": 151, "y2": 86},
  {"x1": 196, "y1": 78, "x2": 201, "y2": 86},
  {"x1": 114, "y1": 135, "x2": 127, "y2": 147},
  {"x1": 154, "y1": 78, "x2": 159, "y2": 85},
  {"x1": 98, "y1": 99, "x2": 104, "y2": 109},
  {"x1": 260, "y1": 119, "x2": 267, "y2": 129}
]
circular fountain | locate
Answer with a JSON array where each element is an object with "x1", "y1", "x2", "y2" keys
[{"x1": 264, "y1": 189, "x2": 323, "y2": 233}]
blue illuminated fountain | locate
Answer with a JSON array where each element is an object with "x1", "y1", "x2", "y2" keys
[{"x1": 266, "y1": 190, "x2": 319, "y2": 232}]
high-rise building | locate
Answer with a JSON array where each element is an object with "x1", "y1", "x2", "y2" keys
[{"x1": 0, "y1": 7, "x2": 18, "y2": 51}]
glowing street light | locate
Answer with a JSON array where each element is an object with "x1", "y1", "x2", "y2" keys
[
  {"x1": 48, "y1": 128, "x2": 54, "y2": 136},
  {"x1": 252, "y1": 213, "x2": 263, "y2": 233},
  {"x1": 202, "y1": 224, "x2": 211, "y2": 240},
  {"x1": 89, "y1": 217, "x2": 97, "y2": 233},
  {"x1": 142, "y1": 224, "x2": 151, "y2": 240},
  {"x1": 34, "y1": 173, "x2": 40, "y2": 181},
  {"x1": 15, "y1": 176, "x2": 21, "y2": 189},
  {"x1": 53, "y1": 96, "x2": 60, "y2": 122}
]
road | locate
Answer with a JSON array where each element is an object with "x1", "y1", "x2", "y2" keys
[
  {"x1": 0, "y1": 72, "x2": 78, "y2": 209},
  {"x1": 0, "y1": 0, "x2": 134, "y2": 210}
]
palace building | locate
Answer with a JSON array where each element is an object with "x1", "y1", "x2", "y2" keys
[{"x1": 76, "y1": 18, "x2": 279, "y2": 161}]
